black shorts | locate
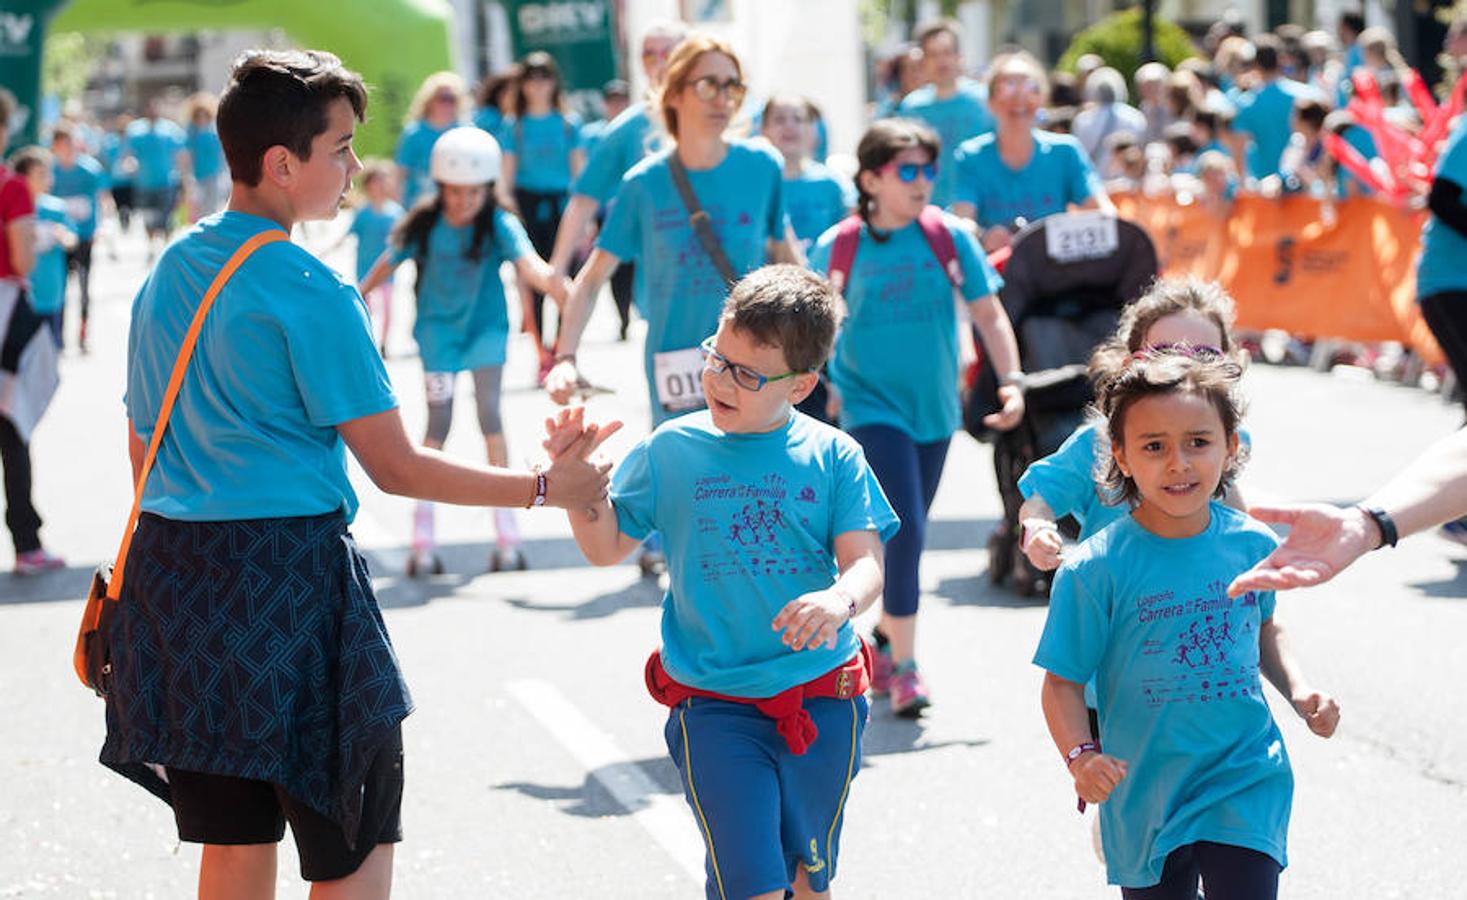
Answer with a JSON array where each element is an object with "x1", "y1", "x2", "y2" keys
[{"x1": 166, "y1": 729, "x2": 404, "y2": 882}]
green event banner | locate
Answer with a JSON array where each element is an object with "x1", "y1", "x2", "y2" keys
[
  {"x1": 504, "y1": 0, "x2": 618, "y2": 95},
  {"x1": 0, "y1": 2, "x2": 67, "y2": 151}
]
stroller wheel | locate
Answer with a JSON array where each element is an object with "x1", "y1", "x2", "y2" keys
[{"x1": 987, "y1": 528, "x2": 1015, "y2": 585}]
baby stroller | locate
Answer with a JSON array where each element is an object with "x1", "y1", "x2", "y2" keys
[{"x1": 964, "y1": 213, "x2": 1158, "y2": 597}]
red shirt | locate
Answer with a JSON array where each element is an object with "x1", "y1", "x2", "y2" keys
[{"x1": 0, "y1": 164, "x2": 36, "y2": 280}]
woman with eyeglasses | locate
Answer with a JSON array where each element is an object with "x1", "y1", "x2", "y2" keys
[
  {"x1": 808, "y1": 118, "x2": 1025, "y2": 716},
  {"x1": 496, "y1": 52, "x2": 586, "y2": 380},
  {"x1": 395, "y1": 72, "x2": 469, "y2": 208},
  {"x1": 547, "y1": 34, "x2": 800, "y2": 422},
  {"x1": 950, "y1": 51, "x2": 1112, "y2": 253}
]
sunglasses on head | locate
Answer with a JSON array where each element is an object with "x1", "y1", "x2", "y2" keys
[
  {"x1": 880, "y1": 161, "x2": 938, "y2": 183},
  {"x1": 688, "y1": 76, "x2": 747, "y2": 104}
]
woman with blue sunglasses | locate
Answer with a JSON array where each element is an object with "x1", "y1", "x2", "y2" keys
[
  {"x1": 809, "y1": 118, "x2": 1025, "y2": 717},
  {"x1": 950, "y1": 50, "x2": 1112, "y2": 253}
]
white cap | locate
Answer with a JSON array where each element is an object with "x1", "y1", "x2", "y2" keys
[{"x1": 429, "y1": 126, "x2": 501, "y2": 186}]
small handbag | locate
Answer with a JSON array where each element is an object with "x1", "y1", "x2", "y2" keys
[{"x1": 74, "y1": 229, "x2": 286, "y2": 696}]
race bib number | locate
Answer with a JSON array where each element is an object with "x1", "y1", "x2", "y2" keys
[
  {"x1": 1045, "y1": 210, "x2": 1119, "y2": 263},
  {"x1": 654, "y1": 347, "x2": 706, "y2": 413},
  {"x1": 64, "y1": 197, "x2": 93, "y2": 222}
]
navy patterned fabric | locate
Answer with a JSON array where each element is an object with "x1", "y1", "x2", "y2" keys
[{"x1": 100, "y1": 513, "x2": 412, "y2": 846}]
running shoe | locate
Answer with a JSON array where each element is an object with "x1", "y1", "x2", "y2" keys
[
  {"x1": 889, "y1": 662, "x2": 931, "y2": 718},
  {"x1": 870, "y1": 629, "x2": 894, "y2": 695},
  {"x1": 14, "y1": 548, "x2": 65, "y2": 575}
]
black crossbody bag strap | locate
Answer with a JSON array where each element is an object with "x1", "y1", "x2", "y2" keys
[{"x1": 667, "y1": 153, "x2": 738, "y2": 286}]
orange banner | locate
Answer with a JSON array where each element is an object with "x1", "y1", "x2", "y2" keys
[{"x1": 1111, "y1": 192, "x2": 1442, "y2": 364}]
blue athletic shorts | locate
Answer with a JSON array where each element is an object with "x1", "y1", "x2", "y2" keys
[{"x1": 664, "y1": 694, "x2": 868, "y2": 900}]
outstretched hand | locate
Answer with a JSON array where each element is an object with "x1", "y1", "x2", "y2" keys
[{"x1": 1227, "y1": 504, "x2": 1377, "y2": 596}]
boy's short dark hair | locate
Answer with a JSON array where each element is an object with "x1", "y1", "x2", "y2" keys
[
  {"x1": 721, "y1": 265, "x2": 840, "y2": 374},
  {"x1": 11, "y1": 145, "x2": 51, "y2": 177},
  {"x1": 1294, "y1": 98, "x2": 1328, "y2": 130},
  {"x1": 1253, "y1": 34, "x2": 1282, "y2": 72},
  {"x1": 218, "y1": 49, "x2": 367, "y2": 187},
  {"x1": 915, "y1": 18, "x2": 962, "y2": 51}
]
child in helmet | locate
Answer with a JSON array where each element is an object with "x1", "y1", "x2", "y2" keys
[{"x1": 361, "y1": 126, "x2": 569, "y2": 574}]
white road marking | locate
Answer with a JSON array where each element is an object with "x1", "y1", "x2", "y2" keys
[{"x1": 505, "y1": 678, "x2": 704, "y2": 884}]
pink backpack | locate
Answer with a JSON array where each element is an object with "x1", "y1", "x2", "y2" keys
[{"x1": 825, "y1": 205, "x2": 963, "y2": 296}]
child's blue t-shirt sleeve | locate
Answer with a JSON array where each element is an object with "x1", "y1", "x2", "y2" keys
[
  {"x1": 495, "y1": 208, "x2": 536, "y2": 261},
  {"x1": 610, "y1": 439, "x2": 657, "y2": 541},
  {"x1": 596, "y1": 173, "x2": 644, "y2": 261},
  {"x1": 1032, "y1": 564, "x2": 1111, "y2": 686},
  {"x1": 283, "y1": 283, "x2": 399, "y2": 427},
  {"x1": 831, "y1": 438, "x2": 901, "y2": 542},
  {"x1": 1018, "y1": 425, "x2": 1098, "y2": 515},
  {"x1": 953, "y1": 220, "x2": 1004, "y2": 301}
]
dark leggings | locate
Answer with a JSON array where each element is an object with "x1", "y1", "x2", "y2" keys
[
  {"x1": 0, "y1": 415, "x2": 41, "y2": 555},
  {"x1": 514, "y1": 187, "x2": 568, "y2": 348},
  {"x1": 65, "y1": 238, "x2": 93, "y2": 327},
  {"x1": 610, "y1": 260, "x2": 634, "y2": 338},
  {"x1": 848, "y1": 424, "x2": 949, "y2": 617},
  {"x1": 1420, "y1": 291, "x2": 1467, "y2": 417},
  {"x1": 1120, "y1": 841, "x2": 1280, "y2": 900}
]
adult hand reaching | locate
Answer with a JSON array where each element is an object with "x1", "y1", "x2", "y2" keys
[{"x1": 1227, "y1": 504, "x2": 1379, "y2": 596}]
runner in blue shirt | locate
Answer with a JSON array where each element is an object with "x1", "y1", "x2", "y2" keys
[
  {"x1": 553, "y1": 266, "x2": 897, "y2": 900},
  {"x1": 332, "y1": 160, "x2": 403, "y2": 353},
  {"x1": 1036, "y1": 349, "x2": 1338, "y2": 899},
  {"x1": 361, "y1": 127, "x2": 568, "y2": 575},
  {"x1": 950, "y1": 50, "x2": 1111, "y2": 252},
  {"x1": 1229, "y1": 36, "x2": 1325, "y2": 182},
  {"x1": 183, "y1": 92, "x2": 229, "y2": 221},
  {"x1": 1417, "y1": 112, "x2": 1467, "y2": 433},
  {"x1": 497, "y1": 52, "x2": 586, "y2": 380},
  {"x1": 13, "y1": 148, "x2": 74, "y2": 344},
  {"x1": 99, "y1": 113, "x2": 134, "y2": 241},
  {"x1": 395, "y1": 71, "x2": 468, "y2": 208},
  {"x1": 894, "y1": 19, "x2": 995, "y2": 208},
  {"x1": 761, "y1": 96, "x2": 854, "y2": 252},
  {"x1": 472, "y1": 67, "x2": 517, "y2": 138},
  {"x1": 49, "y1": 125, "x2": 106, "y2": 351},
  {"x1": 808, "y1": 118, "x2": 1024, "y2": 716},
  {"x1": 547, "y1": 35, "x2": 800, "y2": 580},
  {"x1": 105, "y1": 53, "x2": 612, "y2": 897},
  {"x1": 122, "y1": 101, "x2": 187, "y2": 253}
]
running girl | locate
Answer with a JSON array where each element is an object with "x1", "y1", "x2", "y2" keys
[
  {"x1": 761, "y1": 95, "x2": 853, "y2": 252},
  {"x1": 809, "y1": 118, "x2": 1025, "y2": 716},
  {"x1": 1035, "y1": 349, "x2": 1339, "y2": 899},
  {"x1": 361, "y1": 127, "x2": 567, "y2": 574},
  {"x1": 496, "y1": 51, "x2": 585, "y2": 379},
  {"x1": 341, "y1": 161, "x2": 403, "y2": 354}
]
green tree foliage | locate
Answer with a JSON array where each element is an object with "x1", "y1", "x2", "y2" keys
[
  {"x1": 41, "y1": 31, "x2": 100, "y2": 103},
  {"x1": 1058, "y1": 7, "x2": 1199, "y2": 87}
]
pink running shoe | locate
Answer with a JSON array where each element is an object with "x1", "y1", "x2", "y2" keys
[
  {"x1": 870, "y1": 635, "x2": 894, "y2": 695},
  {"x1": 889, "y1": 664, "x2": 931, "y2": 718},
  {"x1": 14, "y1": 548, "x2": 65, "y2": 575}
]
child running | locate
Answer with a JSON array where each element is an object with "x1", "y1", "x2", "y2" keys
[
  {"x1": 360, "y1": 126, "x2": 566, "y2": 575},
  {"x1": 340, "y1": 160, "x2": 403, "y2": 353},
  {"x1": 809, "y1": 118, "x2": 1024, "y2": 716},
  {"x1": 13, "y1": 147, "x2": 76, "y2": 345},
  {"x1": 1034, "y1": 347, "x2": 1340, "y2": 899},
  {"x1": 553, "y1": 265, "x2": 898, "y2": 900}
]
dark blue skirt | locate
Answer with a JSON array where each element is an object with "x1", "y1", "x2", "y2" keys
[{"x1": 100, "y1": 512, "x2": 413, "y2": 846}]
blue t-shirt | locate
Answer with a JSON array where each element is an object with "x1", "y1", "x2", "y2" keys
[
  {"x1": 580, "y1": 117, "x2": 610, "y2": 161},
  {"x1": 126, "y1": 211, "x2": 398, "y2": 522},
  {"x1": 395, "y1": 119, "x2": 454, "y2": 208},
  {"x1": 474, "y1": 106, "x2": 503, "y2": 136},
  {"x1": 391, "y1": 207, "x2": 534, "y2": 372},
  {"x1": 612, "y1": 410, "x2": 900, "y2": 697},
  {"x1": 186, "y1": 123, "x2": 226, "y2": 181},
  {"x1": 1033, "y1": 504, "x2": 1291, "y2": 888},
  {"x1": 1336, "y1": 125, "x2": 1379, "y2": 198},
  {"x1": 953, "y1": 130, "x2": 1103, "y2": 229},
  {"x1": 784, "y1": 161, "x2": 854, "y2": 250},
  {"x1": 1418, "y1": 116, "x2": 1467, "y2": 297},
  {"x1": 101, "y1": 132, "x2": 130, "y2": 187},
  {"x1": 1018, "y1": 421, "x2": 1255, "y2": 542},
  {"x1": 124, "y1": 118, "x2": 187, "y2": 191},
  {"x1": 499, "y1": 112, "x2": 583, "y2": 194},
  {"x1": 348, "y1": 200, "x2": 405, "y2": 282},
  {"x1": 30, "y1": 196, "x2": 72, "y2": 315},
  {"x1": 573, "y1": 103, "x2": 661, "y2": 204},
  {"x1": 1231, "y1": 79, "x2": 1323, "y2": 180},
  {"x1": 597, "y1": 141, "x2": 790, "y2": 419},
  {"x1": 896, "y1": 79, "x2": 996, "y2": 208},
  {"x1": 51, "y1": 154, "x2": 105, "y2": 239},
  {"x1": 810, "y1": 213, "x2": 1003, "y2": 442}
]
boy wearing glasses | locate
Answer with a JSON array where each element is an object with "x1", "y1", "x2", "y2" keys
[{"x1": 550, "y1": 265, "x2": 897, "y2": 900}]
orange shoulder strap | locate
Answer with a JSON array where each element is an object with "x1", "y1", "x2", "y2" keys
[{"x1": 105, "y1": 229, "x2": 288, "y2": 600}]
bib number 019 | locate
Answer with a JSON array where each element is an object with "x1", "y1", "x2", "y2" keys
[{"x1": 654, "y1": 347, "x2": 707, "y2": 413}]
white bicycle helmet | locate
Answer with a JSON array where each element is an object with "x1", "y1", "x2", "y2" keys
[{"x1": 428, "y1": 126, "x2": 501, "y2": 186}]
